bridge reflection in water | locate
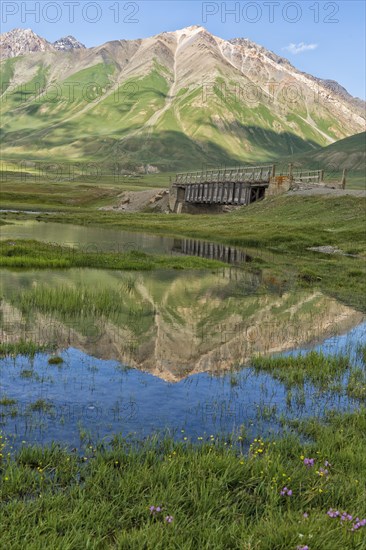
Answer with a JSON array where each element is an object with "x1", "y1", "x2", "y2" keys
[{"x1": 172, "y1": 238, "x2": 252, "y2": 265}]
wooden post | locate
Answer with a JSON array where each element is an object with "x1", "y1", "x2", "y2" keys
[
  {"x1": 238, "y1": 183, "x2": 243, "y2": 204},
  {"x1": 271, "y1": 164, "x2": 276, "y2": 178},
  {"x1": 288, "y1": 163, "x2": 293, "y2": 180},
  {"x1": 341, "y1": 168, "x2": 347, "y2": 189},
  {"x1": 320, "y1": 169, "x2": 324, "y2": 183}
]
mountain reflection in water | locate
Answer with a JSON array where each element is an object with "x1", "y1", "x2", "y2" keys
[{"x1": 0, "y1": 268, "x2": 363, "y2": 382}]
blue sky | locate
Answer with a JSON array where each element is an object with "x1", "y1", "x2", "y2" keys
[{"x1": 2, "y1": 1, "x2": 365, "y2": 98}]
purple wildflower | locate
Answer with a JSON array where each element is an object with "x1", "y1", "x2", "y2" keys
[
  {"x1": 303, "y1": 457, "x2": 315, "y2": 467},
  {"x1": 303, "y1": 512, "x2": 309, "y2": 519},
  {"x1": 280, "y1": 486, "x2": 293, "y2": 497},
  {"x1": 165, "y1": 515, "x2": 174, "y2": 523},
  {"x1": 297, "y1": 546, "x2": 310, "y2": 550},
  {"x1": 352, "y1": 518, "x2": 366, "y2": 531},
  {"x1": 149, "y1": 505, "x2": 162, "y2": 515}
]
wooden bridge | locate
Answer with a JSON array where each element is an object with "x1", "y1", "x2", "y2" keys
[
  {"x1": 170, "y1": 165, "x2": 275, "y2": 212},
  {"x1": 169, "y1": 164, "x2": 346, "y2": 213}
]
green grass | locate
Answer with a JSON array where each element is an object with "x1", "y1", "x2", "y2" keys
[
  {"x1": 347, "y1": 368, "x2": 366, "y2": 400},
  {"x1": 356, "y1": 344, "x2": 366, "y2": 365},
  {"x1": 0, "y1": 408, "x2": 365, "y2": 549},
  {"x1": 251, "y1": 351, "x2": 351, "y2": 390},
  {"x1": 0, "y1": 240, "x2": 226, "y2": 270}
]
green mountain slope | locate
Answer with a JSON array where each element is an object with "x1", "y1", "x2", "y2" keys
[
  {"x1": 280, "y1": 132, "x2": 366, "y2": 186},
  {"x1": 1, "y1": 27, "x2": 364, "y2": 172}
]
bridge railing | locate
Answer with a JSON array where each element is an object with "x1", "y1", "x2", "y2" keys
[
  {"x1": 174, "y1": 165, "x2": 274, "y2": 185},
  {"x1": 292, "y1": 169, "x2": 324, "y2": 184}
]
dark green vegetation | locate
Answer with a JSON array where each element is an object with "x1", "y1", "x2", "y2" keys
[
  {"x1": 0, "y1": 240, "x2": 226, "y2": 270},
  {"x1": 1, "y1": 407, "x2": 365, "y2": 549},
  {"x1": 47, "y1": 356, "x2": 64, "y2": 365}
]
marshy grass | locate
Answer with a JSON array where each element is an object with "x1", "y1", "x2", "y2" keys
[
  {"x1": 347, "y1": 368, "x2": 366, "y2": 400},
  {"x1": 0, "y1": 340, "x2": 56, "y2": 358},
  {"x1": 0, "y1": 239, "x2": 226, "y2": 271},
  {"x1": 0, "y1": 396, "x2": 17, "y2": 406},
  {"x1": 48, "y1": 356, "x2": 64, "y2": 365},
  {"x1": 20, "y1": 369, "x2": 36, "y2": 379},
  {"x1": 356, "y1": 343, "x2": 366, "y2": 365},
  {"x1": 16, "y1": 285, "x2": 129, "y2": 317},
  {"x1": 251, "y1": 351, "x2": 351, "y2": 390},
  {"x1": 0, "y1": 409, "x2": 365, "y2": 549},
  {"x1": 28, "y1": 399, "x2": 54, "y2": 413}
]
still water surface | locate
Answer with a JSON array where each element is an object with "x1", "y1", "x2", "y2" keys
[
  {"x1": 0, "y1": 221, "x2": 364, "y2": 448},
  {"x1": 1, "y1": 265, "x2": 364, "y2": 448},
  {"x1": 0, "y1": 219, "x2": 251, "y2": 264}
]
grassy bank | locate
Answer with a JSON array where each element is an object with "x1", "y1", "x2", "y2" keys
[
  {"x1": 0, "y1": 168, "x2": 173, "y2": 211},
  {"x1": 0, "y1": 240, "x2": 226, "y2": 271},
  {"x1": 1, "y1": 408, "x2": 365, "y2": 549}
]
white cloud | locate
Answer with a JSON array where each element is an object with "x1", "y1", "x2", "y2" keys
[{"x1": 284, "y1": 42, "x2": 318, "y2": 54}]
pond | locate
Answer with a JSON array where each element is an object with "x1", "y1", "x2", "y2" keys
[
  {"x1": 0, "y1": 219, "x2": 251, "y2": 265},
  {"x1": 0, "y1": 262, "x2": 364, "y2": 449}
]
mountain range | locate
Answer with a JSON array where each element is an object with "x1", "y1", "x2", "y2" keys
[
  {"x1": 0, "y1": 27, "x2": 365, "y2": 172},
  {"x1": 0, "y1": 28, "x2": 85, "y2": 58}
]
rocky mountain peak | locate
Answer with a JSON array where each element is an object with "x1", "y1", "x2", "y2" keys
[
  {"x1": 0, "y1": 28, "x2": 52, "y2": 59},
  {"x1": 53, "y1": 36, "x2": 86, "y2": 51},
  {"x1": 0, "y1": 28, "x2": 85, "y2": 59}
]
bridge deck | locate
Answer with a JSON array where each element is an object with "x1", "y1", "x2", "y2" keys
[{"x1": 174, "y1": 164, "x2": 274, "y2": 186}]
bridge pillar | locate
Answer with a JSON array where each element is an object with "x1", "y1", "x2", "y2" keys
[
  {"x1": 204, "y1": 183, "x2": 209, "y2": 202},
  {"x1": 213, "y1": 183, "x2": 219, "y2": 203},
  {"x1": 194, "y1": 184, "x2": 198, "y2": 202},
  {"x1": 210, "y1": 183, "x2": 215, "y2": 202},
  {"x1": 238, "y1": 183, "x2": 243, "y2": 204}
]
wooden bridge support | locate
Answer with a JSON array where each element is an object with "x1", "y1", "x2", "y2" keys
[{"x1": 182, "y1": 181, "x2": 266, "y2": 206}]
